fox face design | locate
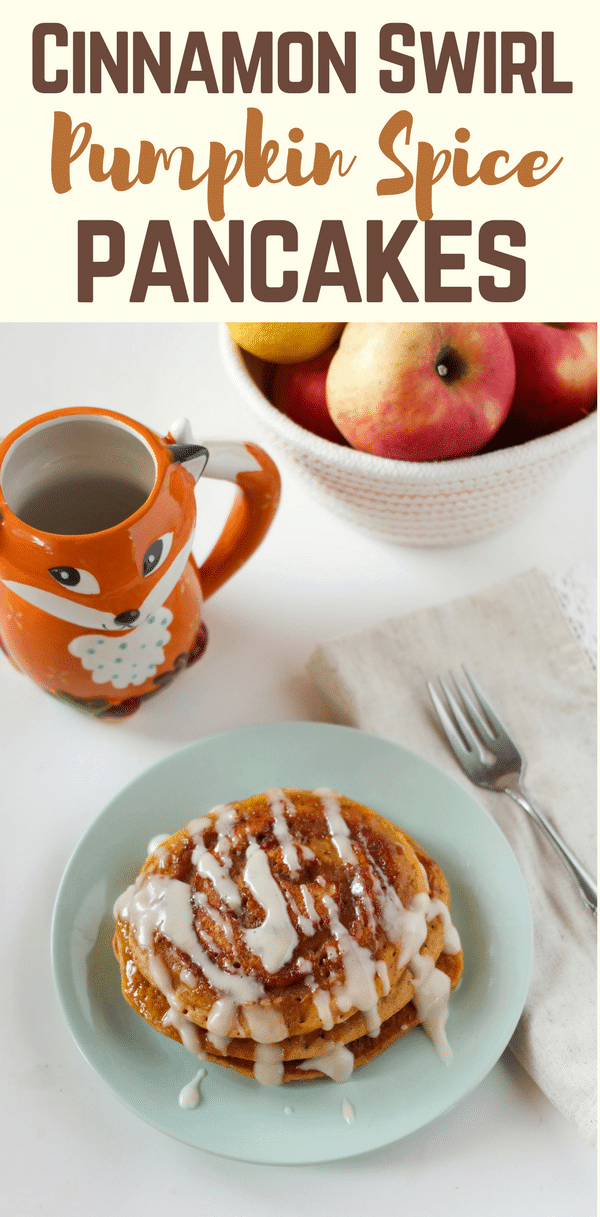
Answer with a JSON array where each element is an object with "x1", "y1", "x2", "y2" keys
[
  {"x1": 0, "y1": 434, "x2": 208, "y2": 707},
  {"x1": 2, "y1": 527, "x2": 195, "y2": 634}
]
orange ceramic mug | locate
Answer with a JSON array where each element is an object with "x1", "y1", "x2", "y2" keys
[{"x1": 0, "y1": 407, "x2": 280, "y2": 718}]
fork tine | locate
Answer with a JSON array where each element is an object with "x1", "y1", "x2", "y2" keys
[
  {"x1": 438, "y1": 675, "x2": 488, "y2": 757},
  {"x1": 461, "y1": 665, "x2": 514, "y2": 745},
  {"x1": 427, "y1": 679, "x2": 484, "y2": 765},
  {"x1": 450, "y1": 671, "x2": 497, "y2": 747},
  {"x1": 426, "y1": 681, "x2": 470, "y2": 764}
]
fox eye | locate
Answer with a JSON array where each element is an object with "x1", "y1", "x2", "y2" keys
[
  {"x1": 142, "y1": 532, "x2": 173, "y2": 577},
  {"x1": 48, "y1": 566, "x2": 100, "y2": 595}
]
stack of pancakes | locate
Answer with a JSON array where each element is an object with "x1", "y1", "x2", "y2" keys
[{"x1": 113, "y1": 788, "x2": 462, "y2": 1084}]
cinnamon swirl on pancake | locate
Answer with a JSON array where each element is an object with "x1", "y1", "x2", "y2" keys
[{"x1": 113, "y1": 788, "x2": 462, "y2": 1085}]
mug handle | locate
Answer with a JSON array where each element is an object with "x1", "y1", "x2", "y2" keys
[{"x1": 166, "y1": 429, "x2": 280, "y2": 601}]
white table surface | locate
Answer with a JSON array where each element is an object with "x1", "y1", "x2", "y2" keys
[{"x1": 1, "y1": 322, "x2": 596, "y2": 1216}]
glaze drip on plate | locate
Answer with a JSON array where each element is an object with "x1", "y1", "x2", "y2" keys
[{"x1": 113, "y1": 788, "x2": 463, "y2": 1086}]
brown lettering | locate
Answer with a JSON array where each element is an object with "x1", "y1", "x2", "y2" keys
[
  {"x1": 277, "y1": 33, "x2": 313, "y2": 93},
  {"x1": 193, "y1": 220, "x2": 244, "y2": 302},
  {"x1": 479, "y1": 221, "x2": 526, "y2": 301},
  {"x1": 501, "y1": 33, "x2": 537, "y2": 93},
  {"x1": 132, "y1": 32, "x2": 172, "y2": 93},
  {"x1": 130, "y1": 221, "x2": 189, "y2": 302},
  {"x1": 222, "y1": 32, "x2": 273, "y2": 93},
  {"x1": 174, "y1": 33, "x2": 219, "y2": 93},
  {"x1": 420, "y1": 31, "x2": 480, "y2": 94},
  {"x1": 77, "y1": 220, "x2": 125, "y2": 301},
  {"x1": 90, "y1": 32, "x2": 128, "y2": 93},
  {"x1": 424, "y1": 221, "x2": 472, "y2": 302},
  {"x1": 541, "y1": 32, "x2": 572, "y2": 93},
  {"x1": 366, "y1": 221, "x2": 418, "y2": 302},
  {"x1": 251, "y1": 221, "x2": 298, "y2": 301},
  {"x1": 317, "y1": 32, "x2": 356, "y2": 93},
  {"x1": 32, "y1": 23, "x2": 67, "y2": 93},
  {"x1": 379, "y1": 24, "x2": 415, "y2": 94},
  {"x1": 303, "y1": 220, "x2": 361, "y2": 302}
]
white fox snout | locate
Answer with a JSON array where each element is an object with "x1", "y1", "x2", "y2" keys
[{"x1": 1, "y1": 533, "x2": 195, "y2": 632}]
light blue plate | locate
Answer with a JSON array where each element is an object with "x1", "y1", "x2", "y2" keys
[{"x1": 51, "y1": 722, "x2": 533, "y2": 1164}]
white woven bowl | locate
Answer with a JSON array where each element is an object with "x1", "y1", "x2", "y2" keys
[{"x1": 219, "y1": 325, "x2": 597, "y2": 546}]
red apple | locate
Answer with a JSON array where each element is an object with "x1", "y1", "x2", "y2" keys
[
  {"x1": 325, "y1": 322, "x2": 516, "y2": 461},
  {"x1": 270, "y1": 347, "x2": 347, "y2": 444},
  {"x1": 503, "y1": 323, "x2": 597, "y2": 437}
]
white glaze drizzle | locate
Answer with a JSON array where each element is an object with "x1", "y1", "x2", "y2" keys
[
  {"x1": 114, "y1": 876, "x2": 262, "y2": 1005},
  {"x1": 427, "y1": 897, "x2": 462, "y2": 954},
  {"x1": 350, "y1": 875, "x2": 377, "y2": 933},
  {"x1": 409, "y1": 952, "x2": 454, "y2": 1065},
  {"x1": 342, "y1": 1098, "x2": 356, "y2": 1125},
  {"x1": 193, "y1": 890, "x2": 234, "y2": 941},
  {"x1": 299, "y1": 884, "x2": 319, "y2": 927},
  {"x1": 393, "y1": 892, "x2": 431, "y2": 969},
  {"x1": 186, "y1": 816, "x2": 211, "y2": 837},
  {"x1": 253, "y1": 1043, "x2": 284, "y2": 1086},
  {"x1": 178, "y1": 1065, "x2": 207, "y2": 1109},
  {"x1": 191, "y1": 844, "x2": 242, "y2": 911},
  {"x1": 214, "y1": 835, "x2": 232, "y2": 864},
  {"x1": 375, "y1": 959, "x2": 391, "y2": 997},
  {"x1": 162, "y1": 1003, "x2": 202, "y2": 1055},
  {"x1": 366, "y1": 1006, "x2": 382, "y2": 1037},
  {"x1": 298, "y1": 1044, "x2": 354, "y2": 1082},
  {"x1": 208, "y1": 805, "x2": 237, "y2": 868},
  {"x1": 206, "y1": 995, "x2": 237, "y2": 1038},
  {"x1": 113, "y1": 880, "x2": 202, "y2": 1054},
  {"x1": 266, "y1": 788, "x2": 303, "y2": 875},
  {"x1": 242, "y1": 842, "x2": 298, "y2": 972},
  {"x1": 311, "y1": 987, "x2": 334, "y2": 1030},
  {"x1": 321, "y1": 894, "x2": 380, "y2": 1016},
  {"x1": 206, "y1": 1032, "x2": 229, "y2": 1053},
  {"x1": 294, "y1": 956, "x2": 313, "y2": 975},
  {"x1": 243, "y1": 1004, "x2": 288, "y2": 1044},
  {"x1": 284, "y1": 889, "x2": 316, "y2": 938},
  {"x1": 314, "y1": 788, "x2": 358, "y2": 865},
  {"x1": 147, "y1": 833, "x2": 171, "y2": 855}
]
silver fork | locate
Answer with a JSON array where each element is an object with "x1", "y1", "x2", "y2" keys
[{"x1": 427, "y1": 666, "x2": 597, "y2": 916}]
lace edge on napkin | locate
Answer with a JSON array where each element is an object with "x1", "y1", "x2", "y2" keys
[{"x1": 545, "y1": 565, "x2": 597, "y2": 670}]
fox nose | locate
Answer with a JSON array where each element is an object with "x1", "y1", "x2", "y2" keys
[{"x1": 113, "y1": 609, "x2": 140, "y2": 628}]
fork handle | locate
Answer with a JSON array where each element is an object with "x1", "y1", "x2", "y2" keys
[{"x1": 502, "y1": 785, "x2": 597, "y2": 915}]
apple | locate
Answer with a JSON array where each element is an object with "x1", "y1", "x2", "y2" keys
[
  {"x1": 503, "y1": 323, "x2": 597, "y2": 437},
  {"x1": 325, "y1": 322, "x2": 516, "y2": 461},
  {"x1": 270, "y1": 347, "x2": 348, "y2": 444}
]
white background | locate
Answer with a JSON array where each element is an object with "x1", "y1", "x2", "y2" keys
[{"x1": 0, "y1": 323, "x2": 596, "y2": 1215}]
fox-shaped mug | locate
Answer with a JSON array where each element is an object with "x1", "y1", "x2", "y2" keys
[{"x1": 0, "y1": 407, "x2": 280, "y2": 718}]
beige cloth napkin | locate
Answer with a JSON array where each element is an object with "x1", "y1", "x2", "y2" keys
[{"x1": 308, "y1": 569, "x2": 597, "y2": 1145}]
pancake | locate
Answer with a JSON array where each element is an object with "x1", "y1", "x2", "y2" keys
[{"x1": 113, "y1": 788, "x2": 463, "y2": 1085}]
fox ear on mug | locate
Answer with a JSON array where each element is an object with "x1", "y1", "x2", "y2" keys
[{"x1": 166, "y1": 444, "x2": 209, "y2": 483}]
